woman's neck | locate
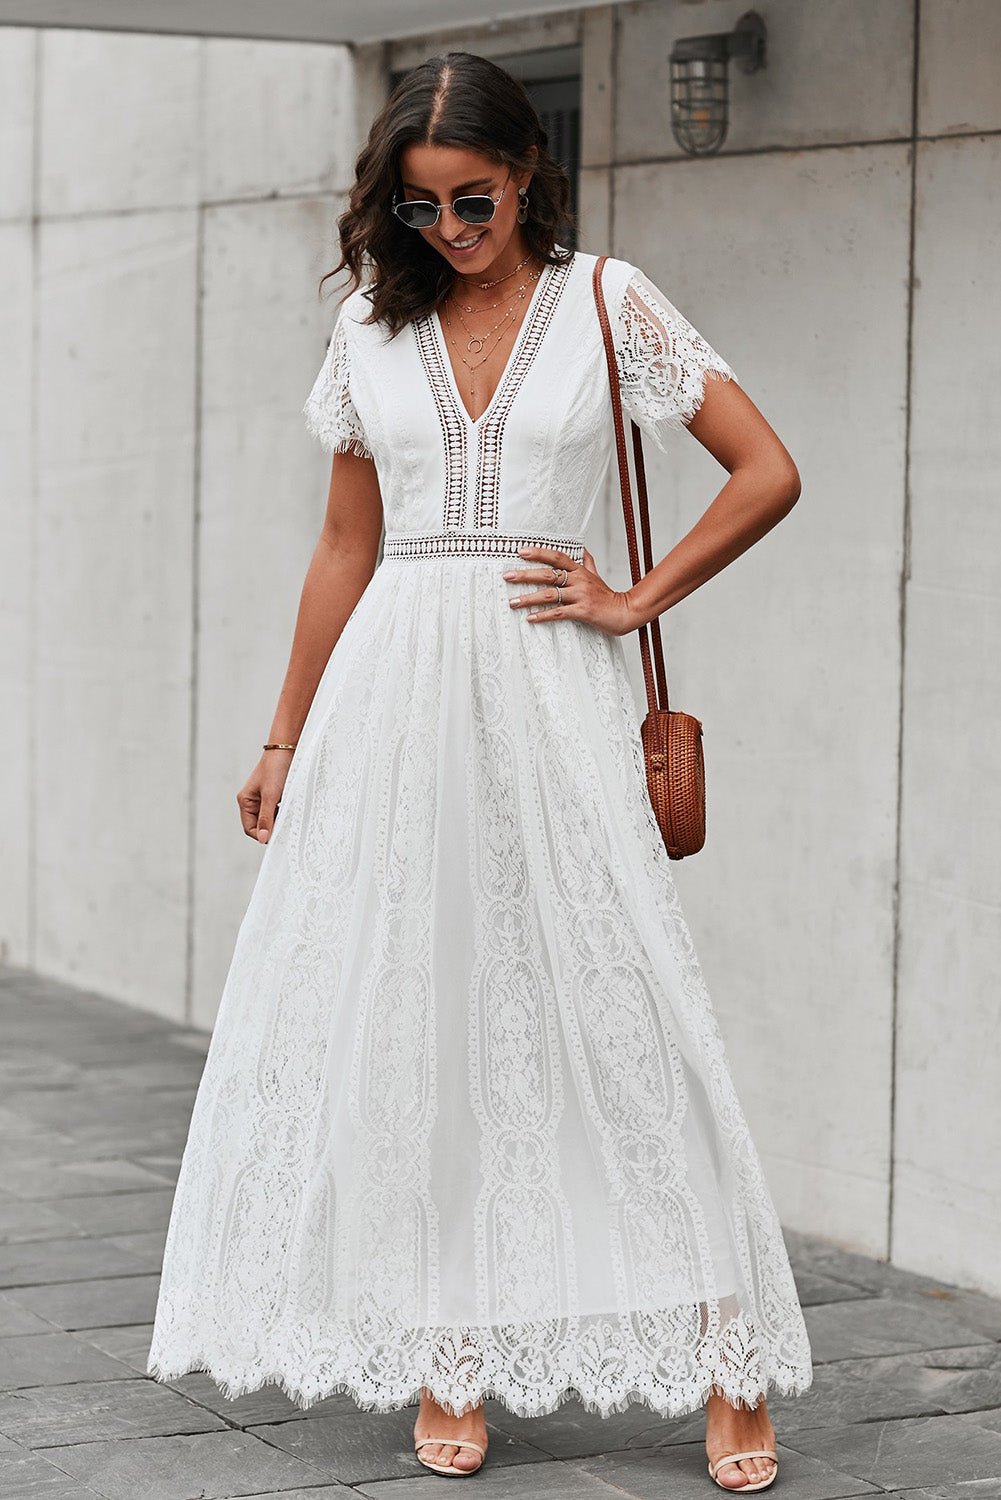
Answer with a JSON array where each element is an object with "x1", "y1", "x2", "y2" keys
[{"x1": 455, "y1": 231, "x2": 539, "y2": 292}]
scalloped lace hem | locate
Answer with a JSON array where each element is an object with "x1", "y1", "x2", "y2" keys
[
  {"x1": 147, "y1": 1313, "x2": 813, "y2": 1420},
  {"x1": 147, "y1": 1351, "x2": 813, "y2": 1420}
]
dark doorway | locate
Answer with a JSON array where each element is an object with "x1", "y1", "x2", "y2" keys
[{"x1": 496, "y1": 47, "x2": 581, "y2": 246}]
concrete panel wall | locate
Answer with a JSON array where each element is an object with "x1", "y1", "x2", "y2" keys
[
  {"x1": 0, "y1": 30, "x2": 37, "y2": 968},
  {"x1": 0, "y1": 26, "x2": 358, "y2": 1020},
  {"x1": 919, "y1": 0, "x2": 1001, "y2": 135},
  {"x1": 893, "y1": 132, "x2": 1001, "y2": 1290},
  {"x1": 574, "y1": 0, "x2": 1001, "y2": 1293},
  {"x1": 0, "y1": 222, "x2": 34, "y2": 968},
  {"x1": 34, "y1": 211, "x2": 198, "y2": 1015},
  {"x1": 0, "y1": 27, "x2": 34, "y2": 223},
  {"x1": 202, "y1": 39, "x2": 356, "y2": 201},
  {"x1": 39, "y1": 31, "x2": 201, "y2": 214},
  {"x1": 614, "y1": 144, "x2": 910, "y2": 1252}
]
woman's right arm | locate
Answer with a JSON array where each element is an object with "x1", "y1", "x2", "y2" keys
[{"x1": 236, "y1": 447, "x2": 384, "y2": 844}]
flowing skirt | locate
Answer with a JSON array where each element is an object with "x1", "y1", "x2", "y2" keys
[{"x1": 146, "y1": 552, "x2": 813, "y2": 1419}]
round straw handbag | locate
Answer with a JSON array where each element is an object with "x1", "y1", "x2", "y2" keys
[{"x1": 592, "y1": 255, "x2": 706, "y2": 860}]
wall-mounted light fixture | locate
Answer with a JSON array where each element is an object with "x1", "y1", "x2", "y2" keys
[{"x1": 670, "y1": 10, "x2": 767, "y2": 157}]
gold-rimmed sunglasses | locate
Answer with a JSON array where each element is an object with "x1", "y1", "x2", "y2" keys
[{"x1": 392, "y1": 168, "x2": 513, "y2": 230}]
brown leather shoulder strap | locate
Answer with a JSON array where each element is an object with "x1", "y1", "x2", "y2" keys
[{"x1": 592, "y1": 255, "x2": 670, "y2": 716}]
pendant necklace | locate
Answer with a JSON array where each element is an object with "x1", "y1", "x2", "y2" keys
[
  {"x1": 447, "y1": 268, "x2": 541, "y2": 355},
  {"x1": 442, "y1": 258, "x2": 545, "y2": 412}
]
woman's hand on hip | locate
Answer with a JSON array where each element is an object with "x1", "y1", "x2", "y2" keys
[{"x1": 502, "y1": 546, "x2": 639, "y2": 637}]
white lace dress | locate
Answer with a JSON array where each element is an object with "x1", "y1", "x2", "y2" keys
[{"x1": 146, "y1": 248, "x2": 814, "y2": 1420}]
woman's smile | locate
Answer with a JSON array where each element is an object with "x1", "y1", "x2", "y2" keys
[{"x1": 440, "y1": 227, "x2": 489, "y2": 259}]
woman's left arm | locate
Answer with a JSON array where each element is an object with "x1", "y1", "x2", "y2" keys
[
  {"x1": 507, "y1": 266, "x2": 801, "y2": 636},
  {"x1": 507, "y1": 381, "x2": 799, "y2": 636},
  {"x1": 619, "y1": 376, "x2": 801, "y2": 631}
]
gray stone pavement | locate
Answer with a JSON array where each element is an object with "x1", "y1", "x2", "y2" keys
[{"x1": 1, "y1": 961, "x2": 1000, "y2": 1500}]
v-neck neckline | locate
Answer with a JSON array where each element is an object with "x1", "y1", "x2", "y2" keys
[{"x1": 431, "y1": 259, "x2": 555, "y2": 429}]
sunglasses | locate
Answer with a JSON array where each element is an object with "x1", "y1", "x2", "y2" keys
[{"x1": 392, "y1": 168, "x2": 512, "y2": 230}]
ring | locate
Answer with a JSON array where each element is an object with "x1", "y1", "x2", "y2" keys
[{"x1": 555, "y1": 585, "x2": 563, "y2": 605}]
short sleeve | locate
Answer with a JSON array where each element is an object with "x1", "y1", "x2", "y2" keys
[
  {"x1": 614, "y1": 267, "x2": 736, "y2": 451},
  {"x1": 301, "y1": 309, "x2": 373, "y2": 459}
]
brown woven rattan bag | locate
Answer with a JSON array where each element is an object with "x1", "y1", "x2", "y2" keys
[{"x1": 592, "y1": 255, "x2": 706, "y2": 860}]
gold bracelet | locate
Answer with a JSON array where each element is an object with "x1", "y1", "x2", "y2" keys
[{"x1": 263, "y1": 742, "x2": 297, "y2": 751}]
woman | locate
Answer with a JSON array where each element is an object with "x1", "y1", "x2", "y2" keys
[{"x1": 147, "y1": 50, "x2": 812, "y2": 1493}]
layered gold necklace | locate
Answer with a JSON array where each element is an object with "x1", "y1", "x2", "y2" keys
[{"x1": 441, "y1": 259, "x2": 544, "y2": 412}]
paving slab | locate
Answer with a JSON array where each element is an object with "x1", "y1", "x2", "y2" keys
[
  {"x1": 0, "y1": 1107, "x2": 74, "y2": 1144},
  {"x1": 580, "y1": 1441, "x2": 880, "y2": 1497},
  {"x1": 0, "y1": 1375, "x2": 228, "y2": 1447},
  {"x1": 0, "y1": 1443, "x2": 107, "y2": 1499},
  {"x1": 786, "y1": 1231, "x2": 1001, "y2": 1340},
  {"x1": 102, "y1": 1228, "x2": 168, "y2": 1269},
  {"x1": 782, "y1": 1411, "x2": 1001, "y2": 1490},
  {"x1": 0, "y1": 1054, "x2": 83, "y2": 1091},
  {"x1": 0, "y1": 1200, "x2": 80, "y2": 1246},
  {"x1": 966, "y1": 1404, "x2": 1001, "y2": 1426},
  {"x1": 355, "y1": 1460, "x2": 627, "y2": 1497},
  {"x1": 47, "y1": 1429, "x2": 338, "y2": 1500},
  {"x1": 1, "y1": 1159, "x2": 174, "y2": 1201},
  {"x1": 803, "y1": 1294, "x2": 995, "y2": 1363},
  {"x1": 793, "y1": 1268, "x2": 877, "y2": 1307},
  {"x1": 248, "y1": 1408, "x2": 549, "y2": 1486},
  {"x1": 18, "y1": 1124, "x2": 192, "y2": 1160},
  {"x1": 238, "y1": 1491, "x2": 353, "y2": 1499},
  {"x1": 71, "y1": 1323, "x2": 153, "y2": 1374},
  {"x1": 47, "y1": 1188, "x2": 175, "y2": 1237},
  {"x1": 10, "y1": 1087, "x2": 195, "y2": 1134},
  {"x1": 0, "y1": 1330, "x2": 136, "y2": 1389},
  {"x1": 0, "y1": 1234, "x2": 153, "y2": 1288},
  {"x1": 765, "y1": 1343, "x2": 1001, "y2": 1435},
  {"x1": 162, "y1": 1029, "x2": 211, "y2": 1054},
  {"x1": 0, "y1": 1133, "x2": 84, "y2": 1169},
  {"x1": 0, "y1": 1294, "x2": 56, "y2": 1337},
  {"x1": 873, "y1": 1488, "x2": 1001, "y2": 1499},
  {"x1": 128, "y1": 1155, "x2": 181, "y2": 1184},
  {"x1": 34, "y1": 1036, "x2": 197, "y2": 1068},
  {"x1": 76, "y1": 1058, "x2": 208, "y2": 1091},
  {"x1": 164, "y1": 1371, "x2": 355, "y2": 1428},
  {"x1": 484, "y1": 1393, "x2": 705, "y2": 1456},
  {"x1": 6, "y1": 1273, "x2": 162, "y2": 1330}
]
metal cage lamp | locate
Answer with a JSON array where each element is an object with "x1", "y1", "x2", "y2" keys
[{"x1": 670, "y1": 10, "x2": 767, "y2": 157}]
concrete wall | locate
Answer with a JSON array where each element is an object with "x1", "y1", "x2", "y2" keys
[
  {"x1": 575, "y1": 0, "x2": 1000, "y2": 1293},
  {"x1": 2, "y1": 1, "x2": 998, "y2": 1297},
  {"x1": 0, "y1": 26, "x2": 363, "y2": 1025}
]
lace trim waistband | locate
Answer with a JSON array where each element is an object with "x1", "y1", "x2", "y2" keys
[{"x1": 382, "y1": 530, "x2": 585, "y2": 562}]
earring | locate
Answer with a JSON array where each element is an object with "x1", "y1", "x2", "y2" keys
[{"x1": 517, "y1": 185, "x2": 529, "y2": 224}]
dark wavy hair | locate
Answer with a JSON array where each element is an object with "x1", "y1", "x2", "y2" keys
[{"x1": 320, "y1": 51, "x2": 575, "y2": 336}]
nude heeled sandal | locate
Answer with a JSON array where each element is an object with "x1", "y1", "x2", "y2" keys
[
  {"x1": 415, "y1": 1436, "x2": 488, "y2": 1477},
  {"x1": 708, "y1": 1447, "x2": 779, "y2": 1491}
]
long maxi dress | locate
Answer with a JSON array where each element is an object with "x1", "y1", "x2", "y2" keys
[{"x1": 146, "y1": 248, "x2": 814, "y2": 1420}]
